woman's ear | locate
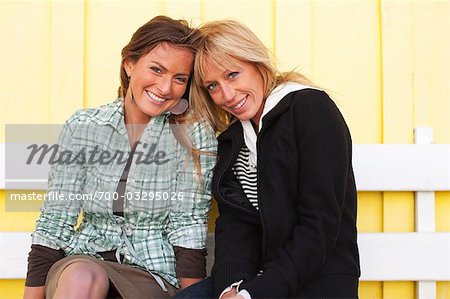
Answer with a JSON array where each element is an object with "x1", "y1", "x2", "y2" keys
[{"x1": 123, "y1": 59, "x2": 134, "y2": 77}]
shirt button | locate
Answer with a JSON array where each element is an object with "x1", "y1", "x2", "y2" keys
[{"x1": 124, "y1": 227, "x2": 133, "y2": 236}]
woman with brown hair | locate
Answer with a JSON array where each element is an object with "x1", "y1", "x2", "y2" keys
[{"x1": 23, "y1": 16, "x2": 217, "y2": 299}]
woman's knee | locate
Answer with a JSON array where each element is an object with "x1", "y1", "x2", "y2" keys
[{"x1": 53, "y1": 261, "x2": 109, "y2": 298}]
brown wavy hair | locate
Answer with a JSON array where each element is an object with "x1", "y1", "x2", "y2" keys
[
  {"x1": 118, "y1": 15, "x2": 201, "y2": 104},
  {"x1": 118, "y1": 16, "x2": 214, "y2": 178}
]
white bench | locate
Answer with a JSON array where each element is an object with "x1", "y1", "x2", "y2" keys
[{"x1": 1, "y1": 127, "x2": 449, "y2": 298}]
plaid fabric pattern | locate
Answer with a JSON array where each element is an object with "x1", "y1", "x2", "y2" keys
[{"x1": 32, "y1": 99, "x2": 217, "y2": 287}]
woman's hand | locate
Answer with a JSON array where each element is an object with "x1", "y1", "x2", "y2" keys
[
  {"x1": 220, "y1": 287, "x2": 245, "y2": 299},
  {"x1": 179, "y1": 277, "x2": 202, "y2": 289},
  {"x1": 222, "y1": 293, "x2": 245, "y2": 299}
]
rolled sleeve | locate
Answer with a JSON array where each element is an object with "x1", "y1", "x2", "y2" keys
[{"x1": 174, "y1": 246, "x2": 207, "y2": 278}]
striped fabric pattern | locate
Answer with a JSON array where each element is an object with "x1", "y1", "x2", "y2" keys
[{"x1": 232, "y1": 145, "x2": 258, "y2": 210}]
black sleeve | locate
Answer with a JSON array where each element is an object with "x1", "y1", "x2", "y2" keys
[
  {"x1": 240, "y1": 90, "x2": 354, "y2": 297},
  {"x1": 212, "y1": 199, "x2": 261, "y2": 297}
]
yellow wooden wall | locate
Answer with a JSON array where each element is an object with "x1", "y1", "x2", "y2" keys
[{"x1": 0, "y1": 1, "x2": 449, "y2": 298}]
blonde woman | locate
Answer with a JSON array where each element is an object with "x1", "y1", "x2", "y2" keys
[{"x1": 177, "y1": 20, "x2": 360, "y2": 299}]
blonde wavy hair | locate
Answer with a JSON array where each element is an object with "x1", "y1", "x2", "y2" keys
[{"x1": 191, "y1": 19, "x2": 313, "y2": 132}]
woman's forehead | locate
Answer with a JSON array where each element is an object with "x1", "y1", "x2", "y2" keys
[{"x1": 198, "y1": 53, "x2": 240, "y2": 79}]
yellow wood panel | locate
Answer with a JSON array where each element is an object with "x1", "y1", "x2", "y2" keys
[
  {"x1": 0, "y1": 1, "x2": 52, "y2": 141},
  {"x1": 383, "y1": 192, "x2": 414, "y2": 232},
  {"x1": 201, "y1": 0, "x2": 274, "y2": 53},
  {"x1": 357, "y1": 192, "x2": 383, "y2": 233},
  {"x1": 382, "y1": 1, "x2": 449, "y2": 144},
  {"x1": 0, "y1": 190, "x2": 40, "y2": 231},
  {"x1": 165, "y1": 0, "x2": 202, "y2": 27},
  {"x1": 380, "y1": 0, "x2": 414, "y2": 144},
  {"x1": 411, "y1": 1, "x2": 449, "y2": 144},
  {"x1": 0, "y1": 280, "x2": 24, "y2": 299},
  {"x1": 436, "y1": 191, "x2": 450, "y2": 232},
  {"x1": 359, "y1": 281, "x2": 382, "y2": 299},
  {"x1": 437, "y1": 281, "x2": 450, "y2": 299},
  {"x1": 49, "y1": 1, "x2": 85, "y2": 123},
  {"x1": 310, "y1": 1, "x2": 381, "y2": 144},
  {"x1": 383, "y1": 281, "x2": 415, "y2": 299},
  {"x1": 275, "y1": 1, "x2": 313, "y2": 78},
  {"x1": 84, "y1": 1, "x2": 165, "y2": 108}
]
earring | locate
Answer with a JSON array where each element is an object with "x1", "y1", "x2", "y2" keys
[
  {"x1": 127, "y1": 76, "x2": 134, "y2": 103},
  {"x1": 170, "y1": 98, "x2": 189, "y2": 115},
  {"x1": 130, "y1": 90, "x2": 134, "y2": 103}
]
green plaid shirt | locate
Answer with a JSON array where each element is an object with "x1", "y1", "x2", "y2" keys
[{"x1": 32, "y1": 99, "x2": 217, "y2": 287}]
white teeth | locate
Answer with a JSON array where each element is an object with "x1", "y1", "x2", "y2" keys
[
  {"x1": 146, "y1": 91, "x2": 166, "y2": 103},
  {"x1": 232, "y1": 97, "x2": 246, "y2": 110}
]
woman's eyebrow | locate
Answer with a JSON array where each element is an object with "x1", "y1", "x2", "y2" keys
[{"x1": 150, "y1": 61, "x2": 191, "y2": 77}]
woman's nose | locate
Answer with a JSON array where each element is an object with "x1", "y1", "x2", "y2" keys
[
  {"x1": 221, "y1": 84, "x2": 236, "y2": 103},
  {"x1": 157, "y1": 76, "x2": 172, "y2": 95}
]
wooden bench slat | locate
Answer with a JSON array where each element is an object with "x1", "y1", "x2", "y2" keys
[
  {"x1": 2, "y1": 232, "x2": 449, "y2": 281},
  {"x1": 2, "y1": 143, "x2": 450, "y2": 191},
  {"x1": 353, "y1": 144, "x2": 450, "y2": 191}
]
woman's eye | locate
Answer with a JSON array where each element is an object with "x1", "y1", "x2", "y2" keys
[
  {"x1": 206, "y1": 83, "x2": 217, "y2": 91},
  {"x1": 229, "y1": 72, "x2": 238, "y2": 79},
  {"x1": 150, "y1": 67, "x2": 162, "y2": 74},
  {"x1": 175, "y1": 77, "x2": 188, "y2": 84}
]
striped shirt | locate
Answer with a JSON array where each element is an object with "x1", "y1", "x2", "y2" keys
[
  {"x1": 31, "y1": 99, "x2": 217, "y2": 287},
  {"x1": 232, "y1": 145, "x2": 258, "y2": 210}
]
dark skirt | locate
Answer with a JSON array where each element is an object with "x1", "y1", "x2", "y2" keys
[{"x1": 45, "y1": 255, "x2": 177, "y2": 299}]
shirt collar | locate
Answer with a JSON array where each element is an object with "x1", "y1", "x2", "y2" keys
[{"x1": 240, "y1": 82, "x2": 317, "y2": 168}]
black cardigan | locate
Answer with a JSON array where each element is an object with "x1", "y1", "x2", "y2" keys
[{"x1": 211, "y1": 89, "x2": 360, "y2": 298}]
